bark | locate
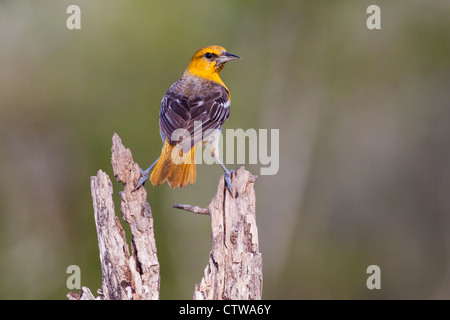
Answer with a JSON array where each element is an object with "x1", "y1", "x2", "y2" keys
[
  {"x1": 67, "y1": 133, "x2": 160, "y2": 300},
  {"x1": 175, "y1": 167, "x2": 262, "y2": 300}
]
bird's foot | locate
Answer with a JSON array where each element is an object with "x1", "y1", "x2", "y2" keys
[
  {"x1": 224, "y1": 169, "x2": 234, "y2": 196},
  {"x1": 132, "y1": 158, "x2": 159, "y2": 192},
  {"x1": 133, "y1": 167, "x2": 151, "y2": 192}
]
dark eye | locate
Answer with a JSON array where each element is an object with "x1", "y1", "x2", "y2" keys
[{"x1": 205, "y1": 52, "x2": 213, "y2": 59}]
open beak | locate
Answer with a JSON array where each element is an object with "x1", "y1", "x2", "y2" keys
[{"x1": 217, "y1": 51, "x2": 240, "y2": 65}]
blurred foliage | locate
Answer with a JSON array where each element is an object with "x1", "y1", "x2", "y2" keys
[{"x1": 0, "y1": 0, "x2": 449, "y2": 299}]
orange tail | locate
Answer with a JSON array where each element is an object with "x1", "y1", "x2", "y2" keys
[{"x1": 150, "y1": 140, "x2": 197, "y2": 188}]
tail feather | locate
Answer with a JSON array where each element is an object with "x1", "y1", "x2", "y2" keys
[{"x1": 150, "y1": 140, "x2": 197, "y2": 188}]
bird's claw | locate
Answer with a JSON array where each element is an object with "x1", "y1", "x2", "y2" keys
[{"x1": 133, "y1": 168, "x2": 150, "y2": 192}]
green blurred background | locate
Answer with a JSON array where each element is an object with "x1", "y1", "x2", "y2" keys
[{"x1": 1, "y1": 0, "x2": 449, "y2": 299}]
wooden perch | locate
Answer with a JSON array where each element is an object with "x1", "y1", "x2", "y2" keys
[
  {"x1": 68, "y1": 133, "x2": 160, "y2": 300},
  {"x1": 175, "y1": 167, "x2": 262, "y2": 300},
  {"x1": 68, "y1": 133, "x2": 262, "y2": 300}
]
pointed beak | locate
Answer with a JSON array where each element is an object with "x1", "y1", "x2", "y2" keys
[{"x1": 217, "y1": 51, "x2": 240, "y2": 64}]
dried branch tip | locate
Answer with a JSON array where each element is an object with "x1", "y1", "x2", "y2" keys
[{"x1": 173, "y1": 203, "x2": 210, "y2": 215}]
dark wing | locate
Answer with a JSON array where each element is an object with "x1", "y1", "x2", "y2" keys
[
  {"x1": 159, "y1": 91, "x2": 191, "y2": 143},
  {"x1": 159, "y1": 82, "x2": 230, "y2": 150}
]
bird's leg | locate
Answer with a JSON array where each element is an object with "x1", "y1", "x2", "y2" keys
[
  {"x1": 211, "y1": 148, "x2": 233, "y2": 195},
  {"x1": 133, "y1": 157, "x2": 159, "y2": 192}
]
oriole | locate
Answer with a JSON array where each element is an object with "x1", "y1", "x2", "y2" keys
[{"x1": 134, "y1": 45, "x2": 240, "y2": 192}]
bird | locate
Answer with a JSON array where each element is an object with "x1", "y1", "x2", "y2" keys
[{"x1": 133, "y1": 45, "x2": 240, "y2": 193}]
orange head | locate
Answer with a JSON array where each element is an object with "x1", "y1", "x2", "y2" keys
[{"x1": 185, "y1": 45, "x2": 240, "y2": 84}]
